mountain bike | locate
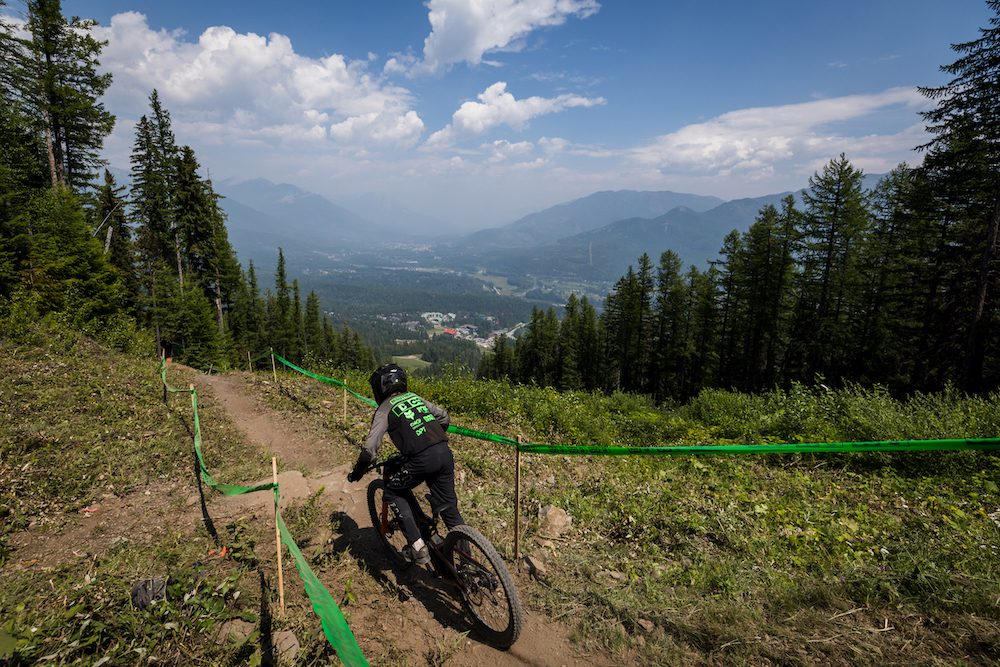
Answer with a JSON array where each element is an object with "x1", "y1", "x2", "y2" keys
[{"x1": 363, "y1": 455, "x2": 524, "y2": 649}]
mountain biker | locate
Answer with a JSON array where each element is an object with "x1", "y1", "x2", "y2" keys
[{"x1": 347, "y1": 363, "x2": 465, "y2": 565}]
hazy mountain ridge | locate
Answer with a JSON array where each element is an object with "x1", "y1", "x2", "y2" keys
[
  {"x1": 477, "y1": 193, "x2": 792, "y2": 282},
  {"x1": 143, "y1": 173, "x2": 887, "y2": 286},
  {"x1": 461, "y1": 189, "x2": 726, "y2": 250}
]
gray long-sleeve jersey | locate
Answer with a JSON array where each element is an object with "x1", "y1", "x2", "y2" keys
[{"x1": 358, "y1": 392, "x2": 450, "y2": 467}]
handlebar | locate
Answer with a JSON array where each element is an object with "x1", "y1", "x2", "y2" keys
[{"x1": 361, "y1": 453, "x2": 404, "y2": 477}]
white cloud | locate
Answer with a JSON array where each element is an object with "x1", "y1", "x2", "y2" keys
[
  {"x1": 93, "y1": 12, "x2": 423, "y2": 149},
  {"x1": 414, "y1": 0, "x2": 600, "y2": 75},
  {"x1": 426, "y1": 81, "x2": 605, "y2": 147},
  {"x1": 629, "y1": 87, "x2": 928, "y2": 178},
  {"x1": 484, "y1": 139, "x2": 535, "y2": 162}
]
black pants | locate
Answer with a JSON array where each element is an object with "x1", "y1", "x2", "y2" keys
[{"x1": 384, "y1": 443, "x2": 465, "y2": 544}]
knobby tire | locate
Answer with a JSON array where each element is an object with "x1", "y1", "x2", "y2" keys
[{"x1": 444, "y1": 524, "x2": 524, "y2": 649}]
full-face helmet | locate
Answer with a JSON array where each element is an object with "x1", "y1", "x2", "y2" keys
[{"x1": 369, "y1": 363, "x2": 408, "y2": 404}]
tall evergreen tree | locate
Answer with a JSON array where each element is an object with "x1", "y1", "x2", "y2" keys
[
  {"x1": 15, "y1": 186, "x2": 122, "y2": 320},
  {"x1": 558, "y1": 294, "x2": 583, "y2": 390},
  {"x1": 291, "y1": 279, "x2": 304, "y2": 360},
  {"x1": 303, "y1": 290, "x2": 323, "y2": 358},
  {"x1": 93, "y1": 169, "x2": 137, "y2": 310},
  {"x1": 713, "y1": 230, "x2": 745, "y2": 389},
  {"x1": 918, "y1": 1, "x2": 1000, "y2": 390},
  {"x1": 652, "y1": 250, "x2": 687, "y2": 401},
  {"x1": 684, "y1": 265, "x2": 720, "y2": 397},
  {"x1": 18, "y1": 0, "x2": 114, "y2": 189},
  {"x1": 272, "y1": 248, "x2": 293, "y2": 357},
  {"x1": 791, "y1": 154, "x2": 869, "y2": 382}
]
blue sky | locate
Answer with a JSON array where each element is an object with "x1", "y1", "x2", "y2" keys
[{"x1": 32, "y1": 1, "x2": 997, "y2": 225}]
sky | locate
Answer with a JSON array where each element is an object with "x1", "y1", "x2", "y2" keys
[{"x1": 10, "y1": 1, "x2": 996, "y2": 227}]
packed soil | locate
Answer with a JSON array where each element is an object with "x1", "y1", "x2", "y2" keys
[
  {"x1": 6, "y1": 369, "x2": 618, "y2": 666},
  {"x1": 198, "y1": 371, "x2": 619, "y2": 666}
]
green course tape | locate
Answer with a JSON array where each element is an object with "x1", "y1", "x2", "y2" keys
[
  {"x1": 190, "y1": 390, "x2": 277, "y2": 496},
  {"x1": 160, "y1": 359, "x2": 273, "y2": 495},
  {"x1": 245, "y1": 351, "x2": 272, "y2": 366},
  {"x1": 275, "y1": 493, "x2": 369, "y2": 667},
  {"x1": 447, "y1": 424, "x2": 518, "y2": 446},
  {"x1": 517, "y1": 438, "x2": 1000, "y2": 456},
  {"x1": 266, "y1": 355, "x2": 1000, "y2": 458},
  {"x1": 162, "y1": 359, "x2": 367, "y2": 663},
  {"x1": 270, "y1": 355, "x2": 516, "y2": 444},
  {"x1": 273, "y1": 354, "x2": 378, "y2": 407},
  {"x1": 159, "y1": 357, "x2": 192, "y2": 394}
]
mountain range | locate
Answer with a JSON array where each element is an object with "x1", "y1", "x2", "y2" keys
[
  {"x1": 108, "y1": 169, "x2": 884, "y2": 285},
  {"x1": 215, "y1": 179, "x2": 779, "y2": 278},
  {"x1": 470, "y1": 193, "x2": 792, "y2": 282}
]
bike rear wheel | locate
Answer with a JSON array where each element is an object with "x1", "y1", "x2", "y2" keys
[
  {"x1": 444, "y1": 524, "x2": 524, "y2": 649},
  {"x1": 366, "y1": 479, "x2": 409, "y2": 565}
]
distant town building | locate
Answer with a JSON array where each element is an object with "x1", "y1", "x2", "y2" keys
[{"x1": 421, "y1": 311, "x2": 456, "y2": 325}]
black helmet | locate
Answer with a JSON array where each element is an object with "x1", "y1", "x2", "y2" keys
[{"x1": 370, "y1": 363, "x2": 407, "y2": 404}]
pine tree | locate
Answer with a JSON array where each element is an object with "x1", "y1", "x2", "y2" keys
[
  {"x1": 918, "y1": 1, "x2": 1000, "y2": 390},
  {"x1": 684, "y1": 265, "x2": 720, "y2": 397},
  {"x1": 0, "y1": 15, "x2": 47, "y2": 298},
  {"x1": 576, "y1": 296, "x2": 601, "y2": 391},
  {"x1": 734, "y1": 201, "x2": 798, "y2": 390},
  {"x1": 652, "y1": 250, "x2": 686, "y2": 401},
  {"x1": 792, "y1": 154, "x2": 869, "y2": 382},
  {"x1": 93, "y1": 169, "x2": 137, "y2": 310},
  {"x1": 602, "y1": 259, "x2": 655, "y2": 393},
  {"x1": 272, "y1": 248, "x2": 293, "y2": 357},
  {"x1": 292, "y1": 279, "x2": 305, "y2": 360},
  {"x1": 16, "y1": 186, "x2": 122, "y2": 321},
  {"x1": 713, "y1": 230, "x2": 745, "y2": 389},
  {"x1": 18, "y1": 0, "x2": 114, "y2": 189},
  {"x1": 493, "y1": 333, "x2": 513, "y2": 379},
  {"x1": 303, "y1": 290, "x2": 323, "y2": 359},
  {"x1": 558, "y1": 294, "x2": 583, "y2": 390},
  {"x1": 173, "y1": 146, "x2": 212, "y2": 279}
]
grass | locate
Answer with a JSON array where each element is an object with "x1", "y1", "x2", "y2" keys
[
  {"x1": 4, "y1": 320, "x2": 1000, "y2": 665},
  {"x1": 269, "y1": 363, "x2": 1000, "y2": 665},
  {"x1": 391, "y1": 354, "x2": 432, "y2": 373},
  {"x1": 0, "y1": 321, "x2": 343, "y2": 665}
]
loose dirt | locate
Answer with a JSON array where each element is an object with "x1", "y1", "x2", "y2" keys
[
  {"x1": 8, "y1": 369, "x2": 616, "y2": 664},
  {"x1": 197, "y1": 371, "x2": 615, "y2": 666}
]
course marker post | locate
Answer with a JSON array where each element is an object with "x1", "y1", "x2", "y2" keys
[
  {"x1": 514, "y1": 436, "x2": 522, "y2": 563},
  {"x1": 272, "y1": 457, "x2": 285, "y2": 614},
  {"x1": 247, "y1": 350, "x2": 252, "y2": 373},
  {"x1": 343, "y1": 382, "x2": 347, "y2": 426},
  {"x1": 270, "y1": 348, "x2": 278, "y2": 384},
  {"x1": 161, "y1": 352, "x2": 167, "y2": 404}
]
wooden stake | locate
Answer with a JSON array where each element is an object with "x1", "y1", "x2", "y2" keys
[
  {"x1": 272, "y1": 457, "x2": 285, "y2": 614},
  {"x1": 514, "y1": 437, "x2": 522, "y2": 562},
  {"x1": 161, "y1": 351, "x2": 167, "y2": 404},
  {"x1": 247, "y1": 350, "x2": 252, "y2": 373},
  {"x1": 270, "y1": 349, "x2": 278, "y2": 384}
]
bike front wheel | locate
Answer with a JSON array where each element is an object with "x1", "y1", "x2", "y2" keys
[
  {"x1": 444, "y1": 524, "x2": 524, "y2": 649},
  {"x1": 366, "y1": 479, "x2": 409, "y2": 565}
]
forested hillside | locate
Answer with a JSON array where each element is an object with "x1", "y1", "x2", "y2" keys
[
  {"x1": 483, "y1": 12, "x2": 1000, "y2": 399},
  {"x1": 0, "y1": 1, "x2": 372, "y2": 373}
]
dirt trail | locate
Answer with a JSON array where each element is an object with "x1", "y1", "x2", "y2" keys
[{"x1": 194, "y1": 372, "x2": 614, "y2": 667}]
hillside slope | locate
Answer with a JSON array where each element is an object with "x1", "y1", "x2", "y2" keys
[
  {"x1": 0, "y1": 326, "x2": 608, "y2": 665},
  {"x1": 3, "y1": 324, "x2": 1000, "y2": 665}
]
